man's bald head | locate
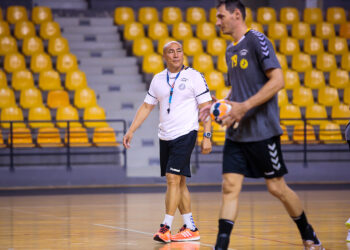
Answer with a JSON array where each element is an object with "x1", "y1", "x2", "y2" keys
[{"x1": 163, "y1": 41, "x2": 182, "y2": 54}]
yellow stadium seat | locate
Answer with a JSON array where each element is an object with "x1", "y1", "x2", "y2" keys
[
  {"x1": 219, "y1": 30, "x2": 234, "y2": 41},
  {"x1": 304, "y1": 69, "x2": 326, "y2": 89},
  {"x1": 257, "y1": 7, "x2": 276, "y2": 25},
  {"x1": 0, "y1": 87, "x2": 16, "y2": 108},
  {"x1": 293, "y1": 124, "x2": 317, "y2": 144},
  {"x1": 209, "y1": 8, "x2": 217, "y2": 24},
  {"x1": 14, "y1": 20, "x2": 35, "y2": 39},
  {"x1": 328, "y1": 37, "x2": 348, "y2": 55},
  {"x1": 292, "y1": 86, "x2": 314, "y2": 107},
  {"x1": 0, "y1": 70, "x2": 7, "y2": 88},
  {"x1": 291, "y1": 53, "x2": 312, "y2": 72},
  {"x1": 0, "y1": 8, "x2": 2, "y2": 20},
  {"x1": 245, "y1": 7, "x2": 253, "y2": 24},
  {"x1": 162, "y1": 7, "x2": 182, "y2": 25},
  {"x1": 278, "y1": 89, "x2": 289, "y2": 107},
  {"x1": 344, "y1": 86, "x2": 350, "y2": 104},
  {"x1": 341, "y1": 53, "x2": 350, "y2": 71},
  {"x1": 196, "y1": 22, "x2": 217, "y2": 40},
  {"x1": 332, "y1": 103, "x2": 350, "y2": 125},
  {"x1": 148, "y1": 22, "x2": 169, "y2": 40},
  {"x1": 0, "y1": 35, "x2": 18, "y2": 55},
  {"x1": 138, "y1": 7, "x2": 158, "y2": 25},
  {"x1": 124, "y1": 22, "x2": 145, "y2": 41},
  {"x1": 183, "y1": 55, "x2": 189, "y2": 67},
  {"x1": 142, "y1": 53, "x2": 164, "y2": 74},
  {"x1": 305, "y1": 103, "x2": 328, "y2": 125},
  {"x1": 40, "y1": 21, "x2": 61, "y2": 40},
  {"x1": 28, "y1": 106, "x2": 54, "y2": 128},
  {"x1": 267, "y1": 22, "x2": 287, "y2": 40},
  {"x1": 193, "y1": 53, "x2": 214, "y2": 74},
  {"x1": 283, "y1": 69, "x2": 300, "y2": 90},
  {"x1": 216, "y1": 86, "x2": 231, "y2": 100},
  {"x1": 132, "y1": 37, "x2": 154, "y2": 57},
  {"x1": 4, "y1": 52, "x2": 26, "y2": 73},
  {"x1": 303, "y1": 37, "x2": 324, "y2": 55},
  {"x1": 6, "y1": 6, "x2": 27, "y2": 24},
  {"x1": 114, "y1": 7, "x2": 135, "y2": 25},
  {"x1": 74, "y1": 87, "x2": 97, "y2": 109},
  {"x1": 56, "y1": 52, "x2": 78, "y2": 73},
  {"x1": 172, "y1": 22, "x2": 193, "y2": 40},
  {"x1": 280, "y1": 7, "x2": 300, "y2": 25},
  {"x1": 326, "y1": 7, "x2": 346, "y2": 24},
  {"x1": 183, "y1": 37, "x2": 203, "y2": 56},
  {"x1": 0, "y1": 129, "x2": 5, "y2": 148},
  {"x1": 37, "y1": 127, "x2": 63, "y2": 147},
  {"x1": 65, "y1": 69, "x2": 87, "y2": 91},
  {"x1": 93, "y1": 127, "x2": 119, "y2": 147},
  {"x1": 217, "y1": 54, "x2": 228, "y2": 73},
  {"x1": 212, "y1": 122, "x2": 226, "y2": 145},
  {"x1": 64, "y1": 127, "x2": 91, "y2": 147},
  {"x1": 12, "y1": 69, "x2": 34, "y2": 91},
  {"x1": 276, "y1": 53, "x2": 288, "y2": 70},
  {"x1": 22, "y1": 36, "x2": 44, "y2": 56},
  {"x1": 339, "y1": 22, "x2": 350, "y2": 39},
  {"x1": 249, "y1": 22, "x2": 264, "y2": 33},
  {"x1": 83, "y1": 105, "x2": 109, "y2": 128},
  {"x1": 279, "y1": 37, "x2": 300, "y2": 55},
  {"x1": 157, "y1": 37, "x2": 175, "y2": 55},
  {"x1": 30, "y1": 52, "x2": 52, "y2": 73},
  {"x1": 205, "y1": 70, "x2": 224, "y2": 91},
  {"x1": 280, "y1": 124, "x2": 292, "y2": 144},
  {"x1": 280, "y1": 103, "x2": 303, "y2": 125},
  {"x1": 20, "y1": 87, "x2": 43, "y2": 109},
  {"x1": 32, "y1": 6, "x2": 53, "y2": 25},
  {"x1": 315, "y1": 22, "x2": 335, "y2": 39},
  {"x1": 329, "y1": 69, "x2": 349, "y2": 89},
  {"x1": 0, "y1": 106, "x2": 26, "y2": 128},
  {"x1": 316, "y1": 53, "x2": 337, "y2": 72},
  {"x1": 56, "y1": 105, "x2": 81, "y2": 128},
  {"x1": 318, "y1": 86, "x2": 340, "y2": 106},
  {"x1": 47, "y1": 90, "x2": 70, "y2": 109},
  {"x1": 207, "y1": 37, "x2": 226, "y2": 56},
  {"x1": 39, "y1": 69, "x2": 62, "y2": 91},
  {"x1": 291, "y1": 22, "x2": 311, "y2": 39},
  {"x1": 319, "y1": 122, "x2": 343, "y2": 143},
  {"x1": 303, "y1": 8, "x2": 323, "y2": 24},
  {"x1": 186, "y1": 7, "x2": 206, "y2": 25},
  {"x1": 0, "y1": 21, "x2": 10, "y2": 36},
  {"x1": 7, "y1": 128, "x2": 34, "y2": 148},
  {"x1": 48, "y1": 36, "x2": 70, "y2": 56}
]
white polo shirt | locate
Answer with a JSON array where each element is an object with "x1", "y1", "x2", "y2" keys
[{"x1": 144, "y1": 67, "x2": 212, "y2": 141}]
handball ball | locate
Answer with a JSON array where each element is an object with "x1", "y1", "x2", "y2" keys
[{"x1": 210, "y1": 100, "x2": 232, "y2": 124}]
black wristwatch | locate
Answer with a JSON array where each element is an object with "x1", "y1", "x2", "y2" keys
[{"x1": 203, "y1": 132, "x2": 212, "y2": 139}]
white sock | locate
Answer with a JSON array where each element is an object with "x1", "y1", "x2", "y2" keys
[
  {"x1": 182, "y1": 212, "x2": 196, "y2": 230},
  {"x1": 162, "y1": 214, "x2": 174, "y2": 229}
]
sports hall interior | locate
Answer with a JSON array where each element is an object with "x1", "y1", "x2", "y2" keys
[{"x1": 0, "y1": 0, "x2": 349, "y2": 249}]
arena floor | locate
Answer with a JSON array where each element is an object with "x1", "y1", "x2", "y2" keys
[{"x1": 0, "y1": 187, "x2": 349, "y2": 249}]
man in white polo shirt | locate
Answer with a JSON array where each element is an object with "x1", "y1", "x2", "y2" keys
[{"x1": 123, "y1": 41, "x2": 212, "y2": 243}]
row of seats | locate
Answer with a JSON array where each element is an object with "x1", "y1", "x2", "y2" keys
[
  {"x1": 0, "y1": 6, "x2": 53, "y2": 24},
  {"x1": 0, "y1": 127, "x2": 118, "y2": 148},
  {"x1": 114, "y1": 6, "x2": 350, "y2": 26}
]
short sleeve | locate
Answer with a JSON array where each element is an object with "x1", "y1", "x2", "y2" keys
[
  {"x1": 250, "y1": 30, "x2": 281, "y2": 72},
  {"x1": 193, "y1": 71, "x2": 212, "y2": 104},
  {"x1": 144, "y1": 77, "x2": 158, "y2": 105}
]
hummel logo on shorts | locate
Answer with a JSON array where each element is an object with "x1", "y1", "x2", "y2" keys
[{"x1": 170, "y1": 168, "x2": 180, "y2": 172}]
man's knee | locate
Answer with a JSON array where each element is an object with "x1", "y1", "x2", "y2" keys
[
  {"x1": 222, "y1": 174, "x2": 243, "y2": 196},
  {"x1": 266, "y1": 177, "x2": 288, "y2": 199},
  {"x1": 166, "y1": 173, "x2": 182, "y2": 186}
]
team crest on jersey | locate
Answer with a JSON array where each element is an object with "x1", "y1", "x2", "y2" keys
[
  {"x1": 240, "y1": 49, "x2": 248, "y2": 56},
  {"x1": 178, "y1": 83, "x2": 186, "y2": 90},
  {"x1": 240, "y1": 58, "x2": 248, "y2": 69},
  {"x1": 180, "y1": 78, "x2": 188, "y2": 82}
]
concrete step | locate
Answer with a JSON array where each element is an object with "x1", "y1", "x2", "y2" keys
[
  {"x1": 69, "y1": 42, "x2": 122, "y2": 50},
  {"x1": 90, "y1": 82, "x2": 145, "y2": 93},
  {"x1": 35, "y1": 0, "x2": 87, "y2": 9},
  {"x1": 72, "y1": 50, "x2": 126, "y2": 58},
  {"x1": 80, "y1": 66, "x2": 138, "y2": 75},
  {"x1": 62, "y1": 26, "x2": 118, "y2": 35},
  {"x1": 79, "y1": 57, "x2": 137, "y2": 66},
  {"x1": 64, "y1": 34, "x2": 121, "y2": 43},
  {"x1": 86, "y1": 74, "x2": 142, "y2": 85},
  {"x1": 55, "y1": 17, "x2": 114, "y2": 27}
]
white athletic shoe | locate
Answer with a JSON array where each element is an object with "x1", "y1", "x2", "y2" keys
[{"x1": 346, "y1": 218, "x2": 350, "y2": 228}]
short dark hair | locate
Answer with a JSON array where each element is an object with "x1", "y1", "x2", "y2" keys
[{"x1": 215, "y1": 0, "x2": 246, "y2": 20}]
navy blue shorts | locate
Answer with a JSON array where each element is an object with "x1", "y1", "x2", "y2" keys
[
  {"x1": 159, "y1": 130, "x2": 197, "y2": 177},
  {"x1": 223, "y1": 136, "x2": 288, "y2": 179}
]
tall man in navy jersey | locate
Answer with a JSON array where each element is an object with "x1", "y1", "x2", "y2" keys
[{"x1": 199, "y1": 1, "x2": 323, "y2": 249}]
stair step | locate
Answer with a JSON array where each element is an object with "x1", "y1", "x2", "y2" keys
[
  {"x1": 62, "y1": 26, "x2": 118, "y2": 34},
  {"x1": 69, "y1": 42, "x2": 122, "y2": 50},
  {"x1": 80, "y1": 57, "x2": 137, "y2": 66},
  {"x1": 72, "y1": 50, "x2": 126, "y2": 58},
  {"x1": 64, "y1": 34, "x2": 120, "y2": 42},
  {"x1": 86, "y1": 75, "x2": 142, "y2": 84},
  {"x1": 55, "y1": 17, "x2": 113, "y2": 26}
]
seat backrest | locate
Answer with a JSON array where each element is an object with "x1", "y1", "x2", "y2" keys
[
  {"x1": 331, "y1": 103, "x2": 350, "y2": 125},
  {"x1": 279, "y1": 37, "x2": 300, "y2": 55},
  {"x1": 292, "y1": 124, "x2": 317, "y2": 143},
  {"x1": 12, "y1": 69, "x2": 34, "y2": 91},
  {"x1": 22, "y1": 36, "x2": 44, "y2": 56},
  {"x1": 14, "y1": 20, "x2": 35, "y2": 39},
  {"x1": 192, "y1": 53, "x2": 214, "y2": 74},
  {"x1": 40, "y1": 21, "x2": 61, "y2": 40},
  {"x1": 0, "y1": 35, "x2": 18, "y2": 56},
  {"x1": 138, "y1": 7, "x2": 158, "y2": 25},
  {"x1": 39, "y1": 69, "x2": 62, "y2": 91},
  {"x1": 341, "y1": 53, "x2": 350, "y2": 71},
  {"x1": 292, "y1": 86, "x2": 314, "y2": 107},
  {"x1": 157, "y1": 37, "x2": 175, "y2": 55},
  {"x1": 303, "y1": 8, "x2": 323, "y2": 24},
  {"x1": 7, "y1": 6, "x2": 27, "y2": 24},
  {"x1": 124, "y1": 22, "x2": 145, "y2": 41},
  {"x1": 30, "y1": 52, "x2": 52, "y2": 73},
  {"x1": 344, "y1": 86, "x2": 350, "y2": 104},
  {"x1": 64, "y1": 127, "x2": 89, "y2": 144},
  {"x1": 326, "y1": 7, "x2": 346, "y2": 24},
  {"x1": 114, "y1": 7, "x2": 135, "y2": 25},
  {"x1": 142, "y1": 53, "x2": 164, "y2": 74},
  {"x1": 28, "y1": 106, "x2": 53, "y2": 128},
  {"x1": 4, "y1": 52, "x2": 26, "y2": 73},
  {"x1": 315, "y1": 22, "x2": 335, "y2": 39},
  {"x1": 132, "y1": 37, "x2": 154, "y2": 57},
  {"x1": 148, "y1": 22, "x2": 169, "y2": 40},
  {"x1": 65, "y1": 69, "x2": 87, "y2": 90},
  {"x1": 245, "y1": 7, "x2": 253, "y2": 24},
  {"x1": 217, "y1": 54, "x2": 228, "y2": 73},
  {"x1": 84, "y1": 105, "x2": 108, "y2": 128},
  {"x1": 37, "y1": 127, "x2": 62, "y2": 146},
  {"x1": 56, "y1": 52, "x2": 78, "y2": 73},
  {"x1": 207, "y1": 37, "x2": 226, "y2": 56},
  {"x1": 319, "y1": 122, "x2": 343, "y2": 143},
  {"x1": 172, "y1": 22, "x2": 193, "y2": 40},
  {"x1": 304, "y1": 69, "x2": 325, "y2": 89},
  {"x1": 204, "y1": 70, "x2": 224, "y2": 91},
  {"x1": 48, "y1": 36, "x2": 70, "y2": 56},
  {"x1": 277, "y1": 89, "x2": 289, "y2": 107},
  {"x1": 339, "y1": 22, "x2": 350, "y2": 39},
  {"x1": 93, "y1": 127, "x2": 118, "y2": 146},
  {"x1": 329, "y1": 69, "x2": 349, "y2": 89},
  {"x1": 0, "y1": 87, "x2": 16, "y2": 108},
  {"x1": 20, "y1": 87, "x2": 43, "y2": 109},
  {"x1": 276, "y1": 53, "x2": 288, "y2": 70},
  {"x1": 328, "y1": 37, "x2": 348, "y2": 55},
  {"x1": 0, "y1": 21, "x2": 10, "y2": 36},
  {"x1": 257, "y1": 7, "x2": 276, "y2": 24},
  {"x1": 291, "y1": 52, "x2": 312, "y2": 72},
  {"x1": 74, "y1": 87, "x2": 97, "y2": 109},
  {"x1": 186, "y1": 7, "x2": 206, "y2": 25},
  {"x1": 0, "y1": 70, "x2": 7, "y2": 88},
  {"x1": 209, "y1": 8, "x2": 217, "y2": 24},
  {"x1": 162, "y1": 7, "x2": 182, "y2": 25},
  {"x1": 303, "y1": 37, "x2": 324, "y2": 55},
  {"x1": 267, "y1": 22, "x2": 288, "y2": 40},
  {"x1": 316, "y1": 53, "x2": 337, "y2": 72},
  {"x1": 56, "y1": 105, "x2": 81, "y2": 128},
  {"x1": 305, "y1": 103, "x2": 327, "y2": 125},
  {"x1": 291, "y1": 22, "x2": 311, "y2": 39},
  {"x1": 283, "y1": 69, "x2": 300, "y2": 90},
  {"x1": 32, "y1": 6, "x2": 52, "y2": 24},
  {"x1": 280, "y1": 7, "x2": 300, "y2": 25},
  {"x1": 318, "y1": 86, "x2": 340, "y2": 106},
  {"x1": 0, "y1": 106, "x2": 25, "y2": 128},
  {"x1": 280, "y1": 104, "x2": 303, "y2": 125},
  {"x1": 183, "y1": 37, "x2": 203, "y2": 56},
  {"x1": 47, "y1": 90, "x2": 70, "y2": 109},
  {"x1": 249, "y1": 22, "x2": 264, "y2": 33},
  {"x1": 196, "y1": 22, "x2": 217, "y2": 40}
]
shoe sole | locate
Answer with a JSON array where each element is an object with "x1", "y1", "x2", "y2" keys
[
  {"x1": 153, "y1": 235, "x2": 171, "y2": 243},
  {"x1": 171, "y1": 236, "x2": 200, "y2": 242}
]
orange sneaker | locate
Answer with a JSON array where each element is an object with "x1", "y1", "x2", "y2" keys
[
  {"x1": 153, "y1": 224, "x2": 171, "y2": 243},
  {"x1": 171, "y1": 224, "x2": 200, "y2": 242}
]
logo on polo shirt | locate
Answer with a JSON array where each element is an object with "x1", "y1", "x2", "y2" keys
[
  {"x1": 240, "y1": 49, "x2": 248, "y2": 56},
  {"x1": 178, "y1": 83, "x2": 186, "y2": 90}
]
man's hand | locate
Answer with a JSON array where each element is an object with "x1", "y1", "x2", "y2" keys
[
  {"x1": 220, "y1": 101, "x2": 249, "y2": 127},
  {"x1": 201, "y1": 137, "x2": 212, "y2": 154},
  {"x1": 199, "y1": 95, "x2": 217, "y2": 122},
  {"x1": 123, "y1": 130, "x2": 133, "y2": 149}
]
